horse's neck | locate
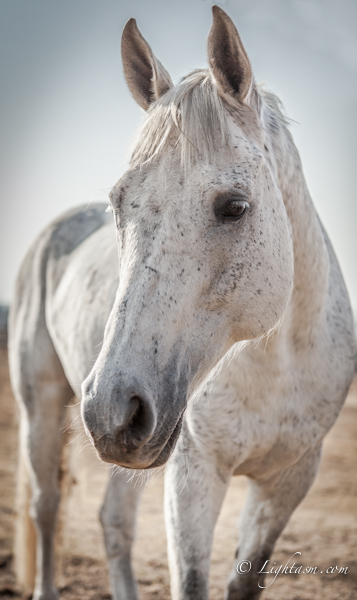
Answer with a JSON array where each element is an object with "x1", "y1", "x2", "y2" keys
[{"x1": 266, "y1": 112, "x2": 330, "y2": 349}]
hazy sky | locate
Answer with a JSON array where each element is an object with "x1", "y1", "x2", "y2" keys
[{"x1": 1, "y1": 0, "x2": 356, "y2": 316}]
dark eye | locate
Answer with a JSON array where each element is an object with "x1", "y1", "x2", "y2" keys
[{"x1": 220, "y1": 199, "x2": 250, "y2": 221}]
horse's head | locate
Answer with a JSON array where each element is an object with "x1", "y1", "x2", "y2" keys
[{"x1": 81, "y1": 7, "x2": 294, "y2": 468}]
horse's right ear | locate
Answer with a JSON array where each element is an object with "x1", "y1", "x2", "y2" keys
[
  {"x1": 121, "y1": 19, "x2": 173, "y2": 111},
  {"x1": 207, "y1": 6, "x2": 253, "y2": 106}
]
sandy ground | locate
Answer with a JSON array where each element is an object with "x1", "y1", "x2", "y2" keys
[{"x1": 0, "y1": 345, "x2": 356, "y2": 599}]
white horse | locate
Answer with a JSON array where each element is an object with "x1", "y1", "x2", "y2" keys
[{"x1": 9, "y1": 6, "x2": 355, "y2": 600}]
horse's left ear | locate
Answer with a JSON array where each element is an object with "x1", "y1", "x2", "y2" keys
[
  {"x1": 121, "y1": 18, "x2": 173, "y2": 111},
  {"x1": 208, "y1": 6, "x2": 253, "y2": 106}
]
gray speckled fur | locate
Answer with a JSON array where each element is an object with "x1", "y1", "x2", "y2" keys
[{"x1": 9, "y1": 7, "x2": 355, "y2": 600}]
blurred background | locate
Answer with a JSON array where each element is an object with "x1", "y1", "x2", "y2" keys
[{"x1": 0, "y1": 0, "x2": 356, "y2": 319}]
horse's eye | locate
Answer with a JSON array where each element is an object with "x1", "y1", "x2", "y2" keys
[{"x1": 220, "y1": 199, "x2": 249, "y2": 221}]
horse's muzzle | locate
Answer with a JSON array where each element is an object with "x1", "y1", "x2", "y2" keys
[{"x1": 81, "y1": 383, "x2": 183, "y2": 468}]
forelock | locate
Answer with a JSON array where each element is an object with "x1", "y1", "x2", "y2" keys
[
  {"x1": 129, "y1": 69, "x2": 233, "y2": 171},
  {"x1": 129, "y1": 70, "x2": 288, "y2": 172}
]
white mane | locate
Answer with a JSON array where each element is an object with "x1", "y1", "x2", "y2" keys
[{"x1": 129, "y1": 69, "x2": 288, "y2": 170}]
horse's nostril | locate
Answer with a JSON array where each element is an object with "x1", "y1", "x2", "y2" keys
[
  {"x1": 114, "y1": 394, "x2": 155, "y2": 450},
  {"x1": 128, "y1": 396, "x2": 145, "y2": 428}
]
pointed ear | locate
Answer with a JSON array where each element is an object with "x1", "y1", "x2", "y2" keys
[
  {"x1": 121, "y1": 18, "x2": 173, "y2": 111},
  {"x1": 207, "y1": 6, "x2": 253, "y2": 105}
]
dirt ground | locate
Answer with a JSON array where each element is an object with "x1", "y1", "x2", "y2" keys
[{"x1": 0, "y1": 346, "x2": 356, "y2": 600}]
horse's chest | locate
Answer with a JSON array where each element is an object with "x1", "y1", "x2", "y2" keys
[{"x1": 185, "y1": 364, "x2": 326, "y2": 480}]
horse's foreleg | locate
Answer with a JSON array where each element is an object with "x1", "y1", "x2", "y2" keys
[
  {"x1": 100, "y1": 470, "x2": 142, "y2": 600},
  {"x1": 165, "y1": 443, "x2": 231, "y2": 600},
  {"x1": 225, "y1": 444, "x2": 322, "y2": 600}
]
